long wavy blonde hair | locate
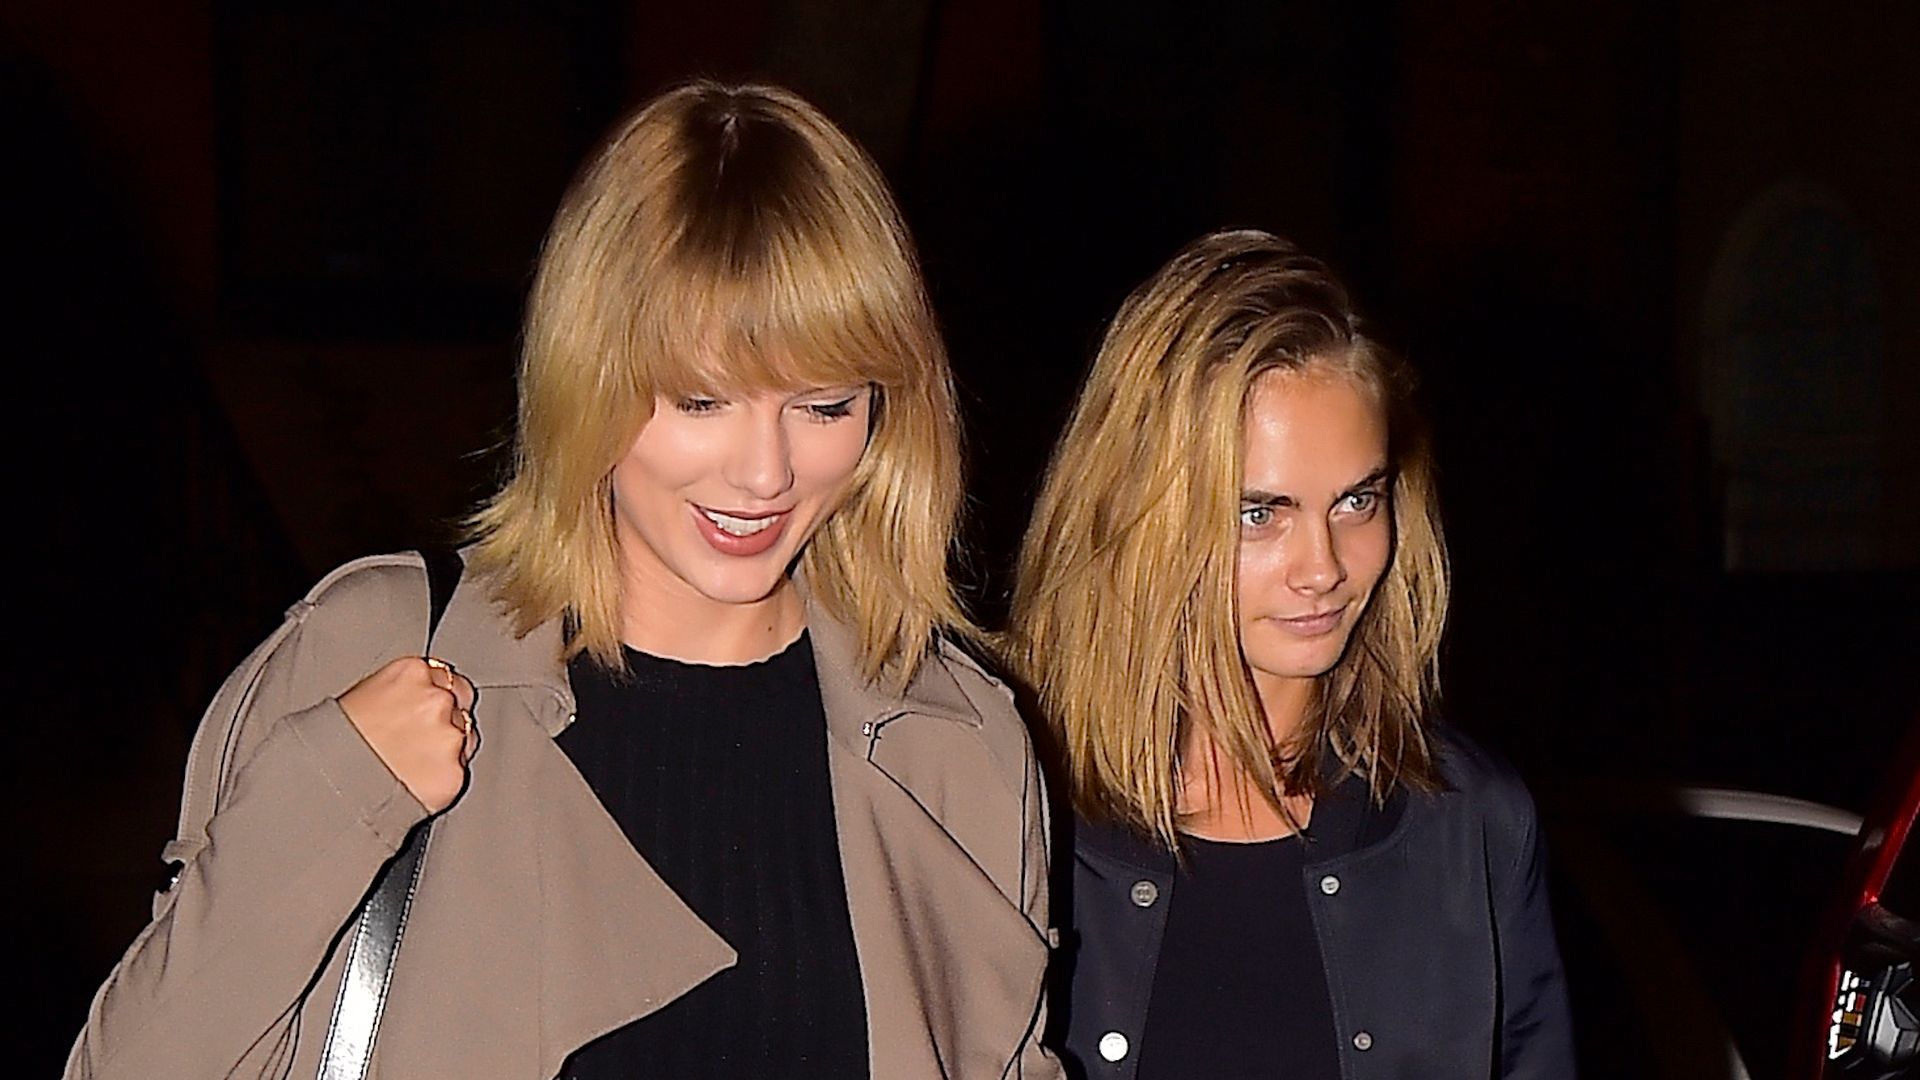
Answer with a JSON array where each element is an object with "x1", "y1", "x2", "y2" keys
[
  {"x1": 469, "y1": 81, "x2": 968, "y2": 685},
  {"x1": 1006, "y1": 229, "x2": 1448, "y2": 846}
]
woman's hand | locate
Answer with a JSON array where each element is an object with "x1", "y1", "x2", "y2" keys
[{"x1": 337, "y1": 657, "x2": 479, "y2": 813}]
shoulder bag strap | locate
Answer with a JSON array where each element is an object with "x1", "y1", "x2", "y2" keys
[{"x1": 317, "y1": 548, "x2": 464, "y2": 1080}]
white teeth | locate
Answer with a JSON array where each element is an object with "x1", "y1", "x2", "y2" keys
[{"x1": 700, "y1": 508, "x2": 778, "y2": 537}]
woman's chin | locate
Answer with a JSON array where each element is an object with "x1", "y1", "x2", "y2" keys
[{"x1": 1242, "y1": 633, "x2": 1353, "y2": 683}]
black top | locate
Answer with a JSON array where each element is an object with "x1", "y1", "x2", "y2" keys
[
  {"x1": 1059, "y1": 734, "x2": 1576, "y2": 1080},
  {"x1": 556, "y1": 633, "x2": 868, "y2": 1080},
  {"x1": 1060, "y1": 772, "x2": 1386, "y2": 1080},
  {"x1": 1133, "y1": 830, "x2": 1340, "y2": 1080}
]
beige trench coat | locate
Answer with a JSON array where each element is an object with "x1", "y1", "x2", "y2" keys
[{"x1": 66, "y1": 553, "x2": 1059, "y2": 1079}]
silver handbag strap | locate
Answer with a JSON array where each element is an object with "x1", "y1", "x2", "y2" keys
[
  {"x1": 316, "y1": 829, "x2": 430, "y2": 1080},
  {"x1": 316, "y1": 549, "x2": 462, "y2": 1080}
]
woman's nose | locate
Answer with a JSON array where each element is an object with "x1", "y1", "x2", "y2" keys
[
  {"x1": 1287, "y1": 520, "x2": 1347, "y2": 594},
  {"x1": 722, "y1": 406, "x2": 795, "y2": 500}
]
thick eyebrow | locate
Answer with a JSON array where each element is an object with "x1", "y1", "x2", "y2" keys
[{"x1": 1241, "y1": 467, "x2": 1390, "y2": 507}]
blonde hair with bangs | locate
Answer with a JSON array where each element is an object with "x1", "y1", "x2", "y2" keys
[
  {"x1": 1006, "y1": 229, "x2": 1448, "y2": 847},
  {"x1": 469, "y1": 81, "x2": 967, "y2": 684}
]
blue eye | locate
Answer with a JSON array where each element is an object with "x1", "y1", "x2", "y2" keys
[
  {"x1": 1240, "y1": 506, "x2": 1274, "y2": 528},
  {"x1": 1340, "y1": 491, "x2": 1382, "y2": 514}
]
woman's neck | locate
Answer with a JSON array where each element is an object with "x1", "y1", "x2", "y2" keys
[
  {"x1": 1251, "y1": 669, "x2": 1315, "y2": 743},
  {"x1": 1174, "y1": 674, "x2": 1318, "y2": 842},
  {"x1": 617, "y1": 560, "x2": 807, "y2": 666}
]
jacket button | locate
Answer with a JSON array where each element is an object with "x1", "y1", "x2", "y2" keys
[
  {"x1": 1352, "y1": 1030, "x2": 1373, "y2": 1051},
  {"x1": 1319, "y1": 874, "x2": 1341, "y2": 895},
  {"x1": 1129, "y1": 880, "x2": 1159, "y2": 907},
  {"x1": 1098, "y1": 1031, "x2": 1130, "y2": 1062}
]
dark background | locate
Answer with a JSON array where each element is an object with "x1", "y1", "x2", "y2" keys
[{"x1": 7, "y1": 1, "x2": 1915, "y2": 1076}]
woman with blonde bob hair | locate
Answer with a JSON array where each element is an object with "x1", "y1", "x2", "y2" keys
[
  {"x1": 69, "y1": 81, "x2": 1057, "y2": 1080},
  {"x1": 1009, "y1": 230, "x2": 1572, "y2": 1078}
]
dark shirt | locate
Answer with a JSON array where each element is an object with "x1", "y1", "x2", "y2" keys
[
  {"x1": 1133, "y1": 832, "x2": 1340, "y2": 1080},
  {"x1": 1059, "y1": 735, "x2": 1575, "y2": 1079},
  {"x1": 1060, "y1": 773, "x2": 1387, "y2": 1079},
  {"x1": 556, "y1": 633, "x2": 868, "y2": 1080}
]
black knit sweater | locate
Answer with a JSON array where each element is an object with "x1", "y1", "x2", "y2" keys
[{"x1": 556, "y1": 633, "x2": 868, "y2": 1079}]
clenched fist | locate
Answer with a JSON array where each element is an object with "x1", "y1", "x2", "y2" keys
[{"x1": 338, "y1": 656, "x2": 479, "y2": 813}]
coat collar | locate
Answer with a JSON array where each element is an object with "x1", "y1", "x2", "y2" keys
[
  {"x1": 1073, "y1": 767, "x2": 1397, "y2": 875},
  {"x1": 426, "y1": 559, "x2": 574, "y2": 732},
  {"x1": 422, "y1": 555, "x2": 1039, "y2": 1076},
  {"x1": 794, "y1": 573, "x2": 984, "y2": 755},
  {"x1": 434, "y1": 558, "x2": 983, "y2": 742}
]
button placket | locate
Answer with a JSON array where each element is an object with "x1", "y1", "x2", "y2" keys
[{"x1": 1314, "y1": 871, "x2": 1367, "y2": 1055}]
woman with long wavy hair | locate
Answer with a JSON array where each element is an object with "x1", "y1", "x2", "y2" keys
[{"x1": 1007, "y1": 229, "x2": 1573, "y2": 1079}]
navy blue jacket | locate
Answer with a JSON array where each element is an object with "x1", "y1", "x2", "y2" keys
[{"x1": 1052, "y1": 729, "x2": 1576, "y2": 1079}]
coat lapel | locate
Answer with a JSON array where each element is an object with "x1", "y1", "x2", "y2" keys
[
  {"x1": 396, "y1": 578, "x2": 736, "y2": 1077},
  {"x1": 808, "y1": 601, "x2": 1050, "y2": 1078},
  {"x1": 416, "y1": 568, "x2": 1044, "y2": 1077}
]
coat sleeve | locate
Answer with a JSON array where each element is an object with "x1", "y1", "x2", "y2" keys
[
  {"x1": 1489, "y1": 777, "x2": 1578, "y2": 1079},
  {"x1": 65, "y1": 559, "x2": 432, "y2": 1080}
]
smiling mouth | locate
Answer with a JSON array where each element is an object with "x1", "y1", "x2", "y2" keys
[
  {"x1": 697, "y1": 506, "x2": 785, "y2": 537},
  {"x1": 1274, "y1": 605, "x2": 1347, "y2": 635}
]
